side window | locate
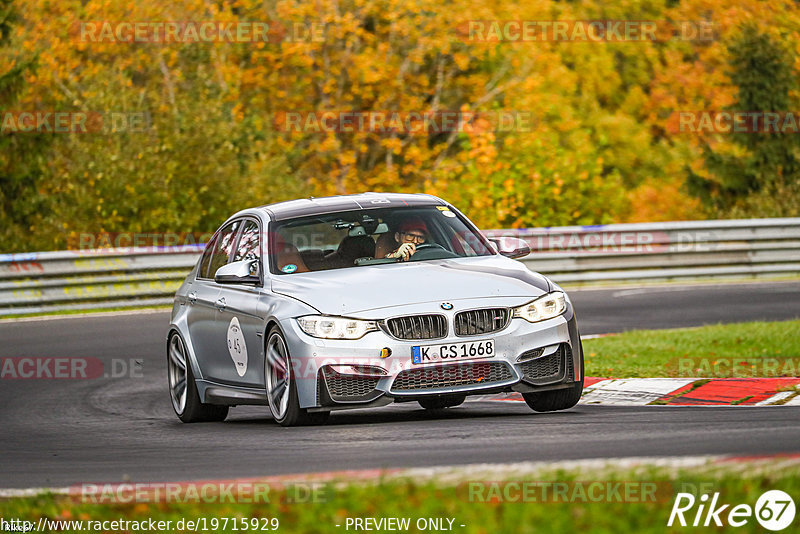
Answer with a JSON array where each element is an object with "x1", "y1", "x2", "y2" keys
[
  {"x1": 198, "y1": 234, "x2": 219, "y2": 279},
  {"x1": 206, "y1": 220, "x2": 241, "y2": 279},
  {"x1": 450, "y1": 228, "x2": 480, "y2": 255},
  {"x1": 234, "y1": 220, "x2": 260, "y2": 262}
]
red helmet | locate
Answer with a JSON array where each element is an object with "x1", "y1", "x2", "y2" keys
[{"x1": 396, "y1": 218, "x2": 428, "y2": 235}]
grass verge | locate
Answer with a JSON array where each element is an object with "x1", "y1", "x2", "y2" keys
[
  {"x1": 1, "y1": 459, "x2": 798, "y2": 533},
  {"x1": 583, "y1": 320, "x2": 800, "y2": 378}
]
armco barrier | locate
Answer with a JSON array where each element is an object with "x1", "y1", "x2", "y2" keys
[
  {"x1": 1, "y1": 218, "x2": 799, "y2": 316},
  {"x1": 486, "y1": 217, "x2": 800, "y2": 284}
]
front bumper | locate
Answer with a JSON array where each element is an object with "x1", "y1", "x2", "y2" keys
[{"x1": 280, "y1": 301, "x2": 583, "y2": 410}]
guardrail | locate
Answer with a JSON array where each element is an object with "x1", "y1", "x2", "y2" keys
[{"x1": 2, "y1": 218, "x2": 799, "y2": 316}]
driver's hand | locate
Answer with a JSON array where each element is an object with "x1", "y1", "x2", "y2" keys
[{"x1": 388, "y1": 242, "x2": 416, "y2": 261}]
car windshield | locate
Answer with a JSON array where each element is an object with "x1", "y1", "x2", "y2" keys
[{"x1": 269, "y1": 206, "x2": 494, "y2": 274}]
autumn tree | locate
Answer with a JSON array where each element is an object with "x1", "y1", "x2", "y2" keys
[
  {"x1": 0, "y1": 0, "x2": 51, "y2": 250},
  {"x1": 4, "y1": 0, "x2": 800, "y2": 251},
  {"x1": 688, "y1": 24, "x2": 800, "y2": 216}
]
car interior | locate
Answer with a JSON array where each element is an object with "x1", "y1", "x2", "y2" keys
[
  {"x1": 274, "y1": 219, "x2": 408, "y2": 273},
  {"x1": 271, "y1": 209, "x2": 488, "y2": 274}
]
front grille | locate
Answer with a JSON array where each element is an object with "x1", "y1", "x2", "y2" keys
[
  {"x1": 384, "y1": 314, "x2": 447, "y2": 340},
  {"x1": 518, "y1": 345, "x2": 568, "y2": 385},
  {"x1": 322, "y1": 367, "x2": 382, "y2": 402},
  {"x1": 391, "y1": 362, "x2": 514, "y2": 392},
  {"x1": 454, "y1": 308, "x2": 511, "y2": 336}
]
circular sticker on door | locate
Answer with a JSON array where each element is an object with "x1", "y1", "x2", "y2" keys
[{"x1": 227, "y1": 316, "x2": 248, "y2": 377}]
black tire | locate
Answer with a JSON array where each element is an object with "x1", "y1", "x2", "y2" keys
[
  {"x1": 522, "y1": 342, "x2": 584, "y2": 413},
  {"x1": 418, "y1": 395, "x2": 466, "y2": 410},
  {"x1": 168, "y1": 333, "x2": 229, "y2": 423},
  {"x1": 266, "y1": 327, "x2": 330, "y2": 427}
]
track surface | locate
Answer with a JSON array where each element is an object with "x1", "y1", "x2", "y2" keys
[{"x1": 1, "y1": 281, "x2": 799, "y2": 488}]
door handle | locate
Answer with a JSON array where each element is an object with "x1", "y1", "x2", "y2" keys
[
  {"x1": 187, "y1": 291, "x2": 197, "y2": 304},
  {"x1": 216, "y1": 297, "x2": 226, "y2": 311}
]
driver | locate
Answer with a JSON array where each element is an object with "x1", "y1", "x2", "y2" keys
[{"x1": 385, "y1": 218, "x2": 428, "y2": 261}]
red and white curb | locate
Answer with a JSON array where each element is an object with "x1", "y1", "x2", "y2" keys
[{"x1": 474, "y1": 377, "x2": 800, "y2": 406}]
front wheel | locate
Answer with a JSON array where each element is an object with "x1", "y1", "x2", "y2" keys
[
  {"x1": 522, "y1": 342, "x2": 584, "y2": 413},
  {"x1": 522, "y1": 381, "x2": 582, "y2": 412},
  {"x1": 265, "y1": 327, "x2": 329, "y2": 427},
  {"x1": 167, "y1": 333, "x2": 229, "y2": 423}
]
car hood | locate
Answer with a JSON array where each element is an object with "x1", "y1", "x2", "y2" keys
[{"x1": 270, "y1": 255, "x2": 551, "y2": 315}]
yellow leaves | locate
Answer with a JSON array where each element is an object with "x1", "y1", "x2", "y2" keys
[
  {"x1": 231, "y1": 102, "x2": 245, "y2": 121},
  {"x1": 5, "y1": 0, "x2": 794, "y2": 253},
  {"x1": 405, "y1": 144, "x2": 422, "y2": 163},
  {"x1": 381, "y1": 137, "x2": 403, "y2": 155},
  {"x1": 320, "y1": 135, "x2": 340, "y2": 152},
  {"x1": 453, "y1": 53, "x2": 470, "y2": 71}
]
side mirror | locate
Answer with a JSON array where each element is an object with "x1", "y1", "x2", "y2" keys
[
  {"x1": 490, "y1": 237, "x2": 531, "y2": 259},
  {"x1": 215, "y1": 259, "x2": 261, "y2": 284}
]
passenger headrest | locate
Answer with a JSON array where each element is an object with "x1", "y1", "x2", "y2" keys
[{"x1": 337, "y1": 235, "x2": 375, "y2": 258}]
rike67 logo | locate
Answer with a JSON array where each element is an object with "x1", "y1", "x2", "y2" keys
[{"x1": 668, "y1": 490, "x2": 796, "y2": 531}]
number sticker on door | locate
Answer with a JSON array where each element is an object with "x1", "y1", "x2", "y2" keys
[{"x1": 227, "y1": 316, "x2": 248, "y2": 377}]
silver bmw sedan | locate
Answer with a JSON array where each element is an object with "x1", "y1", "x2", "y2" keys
[{"x1": 168, "y1": 193, "x2": 584, "y2": 426}]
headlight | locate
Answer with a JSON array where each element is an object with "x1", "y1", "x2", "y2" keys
[
  {"x1": 513, "y1": 291, "x2": 567, "y2": 323},
  {"x1": 296, "y1": 315, "x2": 378, "y2": 339}
]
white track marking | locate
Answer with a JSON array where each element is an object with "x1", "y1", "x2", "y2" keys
[
  {"x1": 784, "y1": 394, "x2": 800, "y2": 405},
  {"x1": 755, "y1": 391, "x2": 795, "y2": 405},
  {"x1": 580, "y1": 378, "x2": 696, "y2": 405}
]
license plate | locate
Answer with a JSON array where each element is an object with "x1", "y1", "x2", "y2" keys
[{"x1": 411, "y1": 339, "x2": 494, "y2": 365}]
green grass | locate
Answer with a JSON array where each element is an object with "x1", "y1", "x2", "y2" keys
[
  {"x1": 583, "y1": 320, "x2": 800, "y2": 378},
  {"x1": 1, "y1": 462, "x2": 798, "y2": 533}
]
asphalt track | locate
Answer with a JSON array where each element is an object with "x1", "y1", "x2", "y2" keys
[{"x1": 1, "y1": 281, "x2": 799, "y2": 488}]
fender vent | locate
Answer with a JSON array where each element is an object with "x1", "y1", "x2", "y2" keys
[
  {"x1": 518, "y1": 345, "x2": 570, "y2": 385},
  {"x1": 322, "y1": 366, "x2": 382, "y2": 402}
]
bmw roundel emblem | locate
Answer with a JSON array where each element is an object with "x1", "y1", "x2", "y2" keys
[{"x1": 441, "y1": 302, "x2": 453, "y2": 310}]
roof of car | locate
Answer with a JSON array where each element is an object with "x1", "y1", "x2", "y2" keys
[{"x1": 260, "y1": 192, "x2": 447, "y2": 221}]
